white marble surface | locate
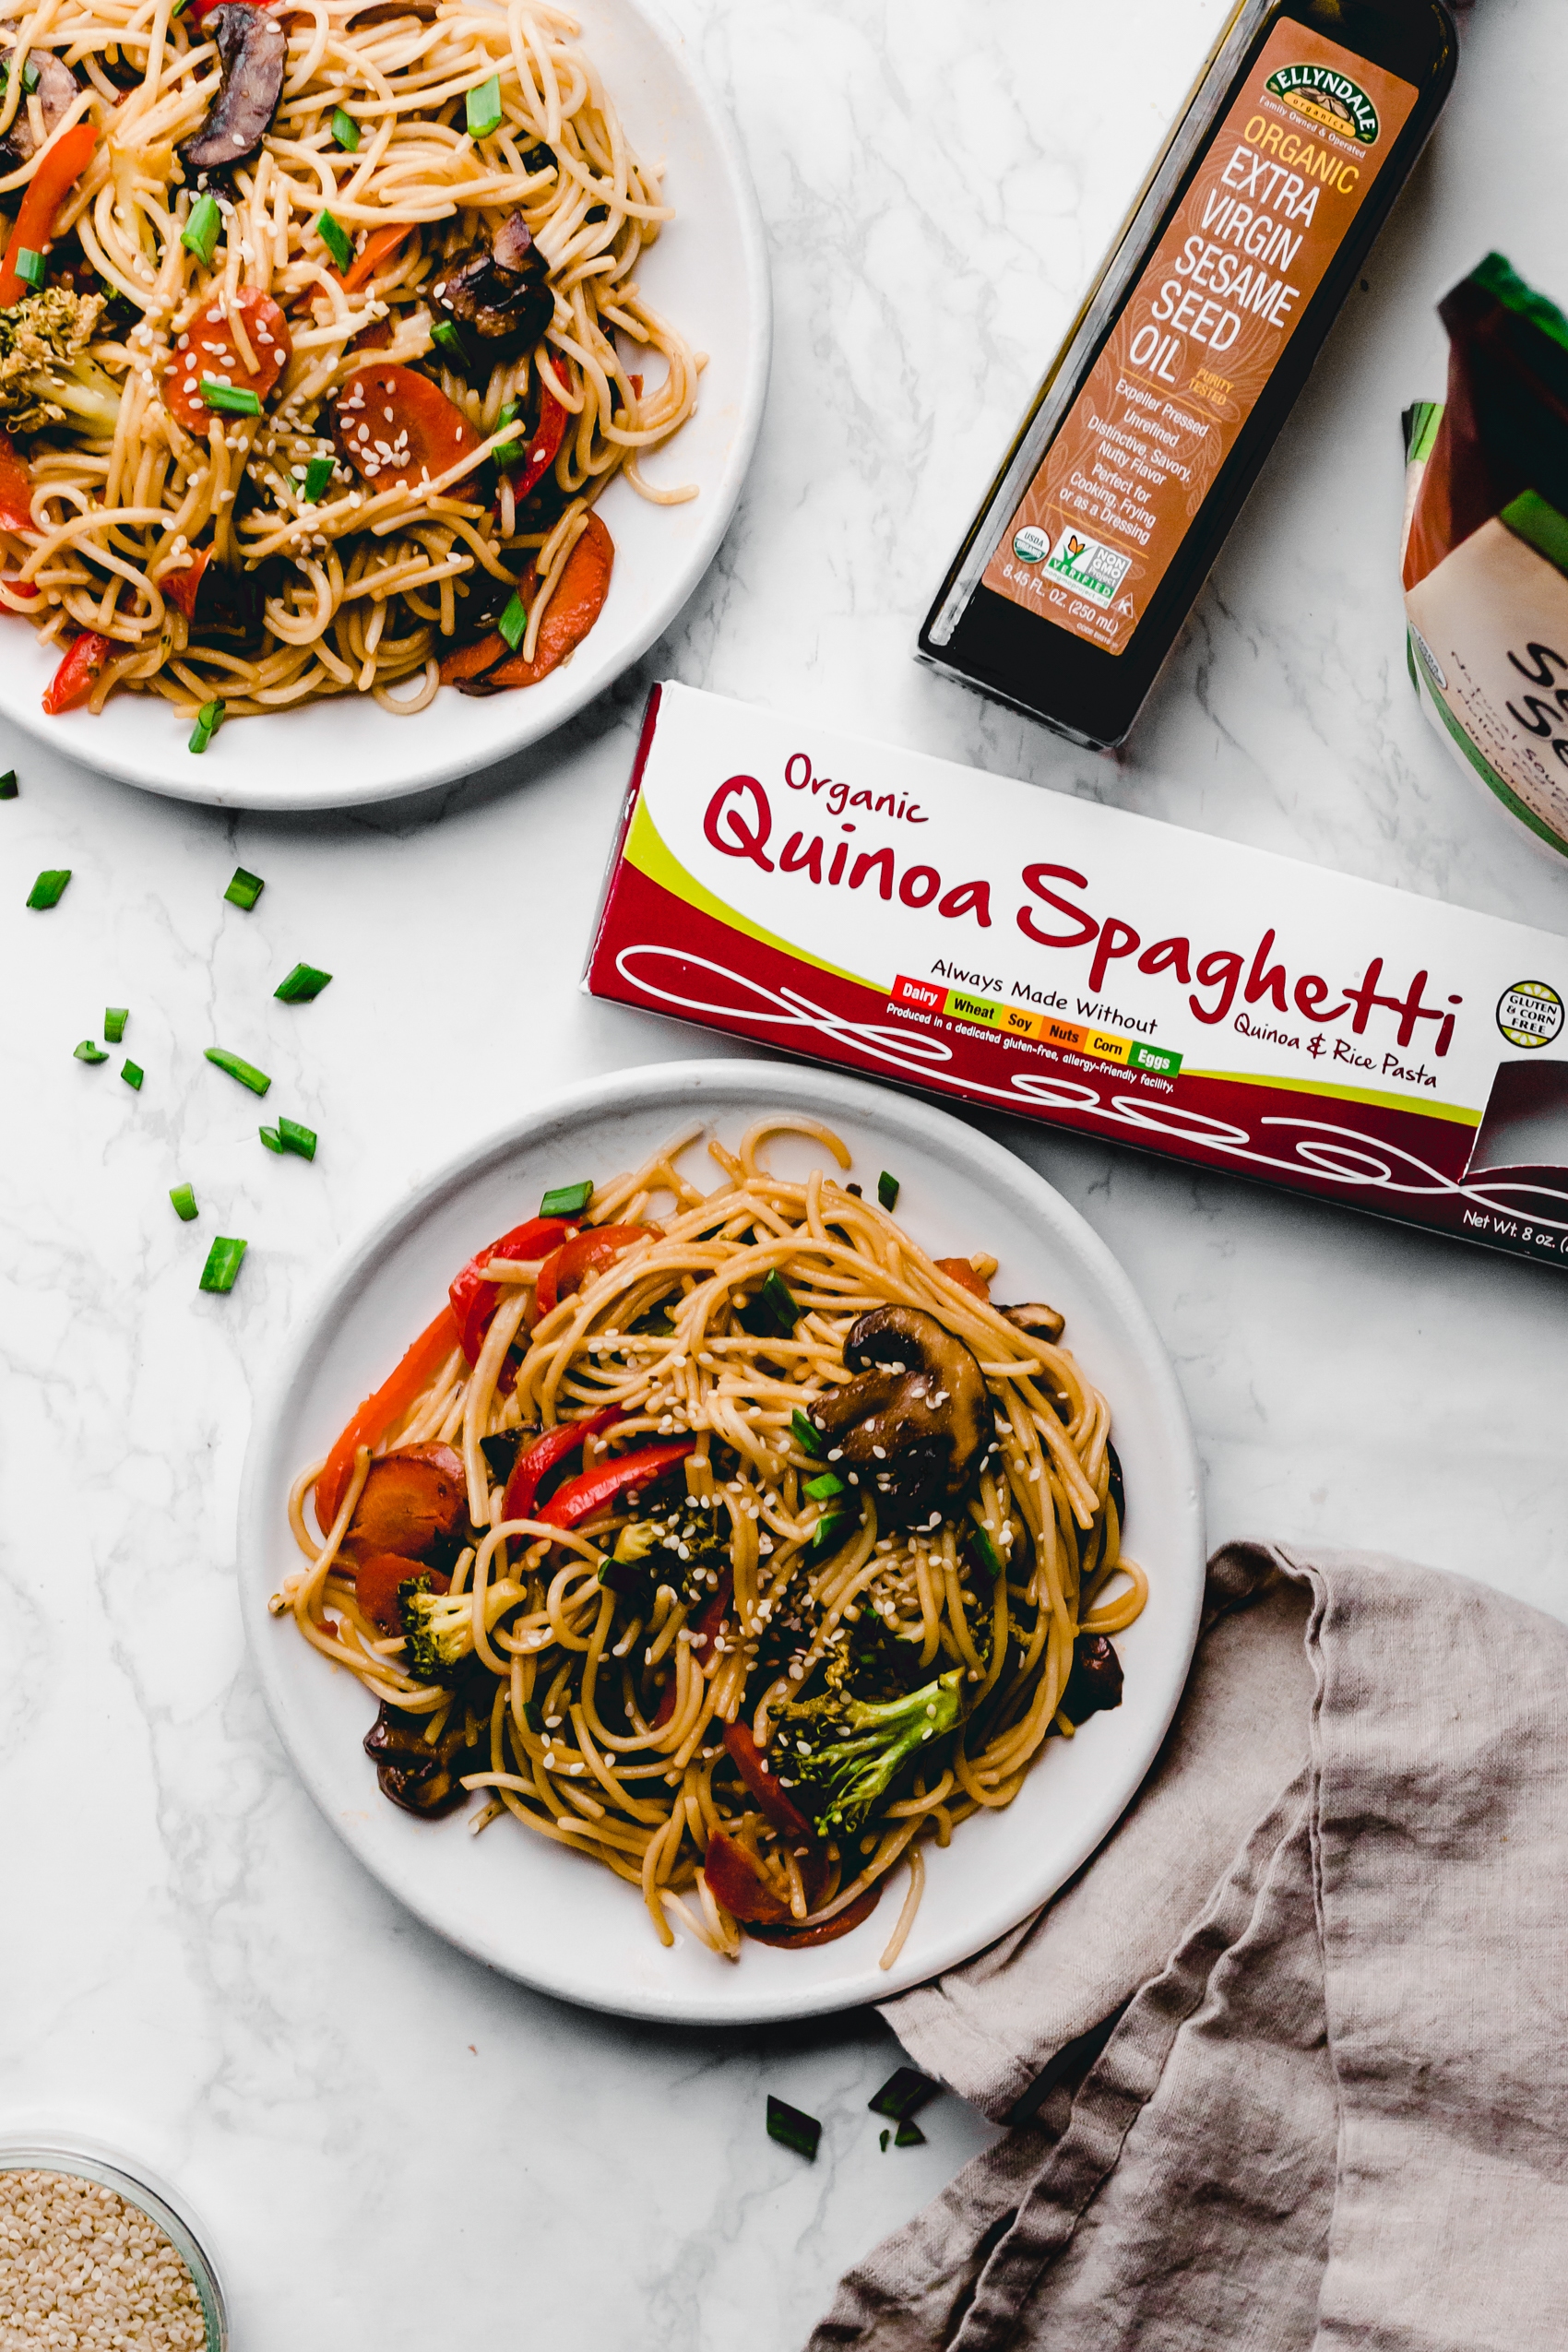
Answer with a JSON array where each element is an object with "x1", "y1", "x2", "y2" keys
[{"x1": 3, "y1": 1, "x2": 1565, "y2": 2344}]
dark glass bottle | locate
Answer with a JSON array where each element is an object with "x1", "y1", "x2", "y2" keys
[{"x1": 919, "y1": 0, "x2": 1457, "y2": 749}]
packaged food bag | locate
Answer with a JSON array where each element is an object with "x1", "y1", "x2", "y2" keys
[{"x1": 1401, "y1": 253, "x2": 1568, "y2": 861}]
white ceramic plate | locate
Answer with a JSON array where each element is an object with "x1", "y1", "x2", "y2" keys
[
  {"x1": 6, "y1": 0, "x2": 769, "y2": 811},
  {"x1": 239, "y1": 1062, "x2": 1205, "y2": 2024}
]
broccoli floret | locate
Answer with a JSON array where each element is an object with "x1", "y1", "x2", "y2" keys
[
  {"x1": 398, "y1": 1578, "x2": 473, "y2": 1685},
  {"x1": 0, "y1": 288, "x2": 122, "y2": 437},
  {"x1": 771, "y1": 1668, "x2": 964, "y2": 1839}
]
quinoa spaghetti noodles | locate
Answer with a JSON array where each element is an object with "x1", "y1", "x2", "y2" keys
[
  {"x1": 0, "y1": 0, "x2": 696, "y2": 729},
  {"x1": 276, "y1": 1120, "x2": 1146, "y2": 1964}
]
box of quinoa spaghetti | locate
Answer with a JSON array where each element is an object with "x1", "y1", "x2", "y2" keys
[{"x1": 586, "y1": 683, "x2": 1568, "y2": 1271}]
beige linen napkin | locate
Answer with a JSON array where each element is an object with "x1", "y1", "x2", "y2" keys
[{"x1": 808, "y1": 1540, "x2": 1568, "y2": 2352}]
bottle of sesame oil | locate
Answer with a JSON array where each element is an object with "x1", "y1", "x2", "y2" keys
[{"x1": 920, "y1": 0, "x2": 1457, "y2": 748}]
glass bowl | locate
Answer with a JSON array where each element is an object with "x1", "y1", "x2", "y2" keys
[{"x1": 0, "y1": 2135, "x2": 228, "y2": 2349}]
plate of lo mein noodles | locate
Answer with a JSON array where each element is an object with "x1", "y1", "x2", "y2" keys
[
  {"x1": 0, "y1": 0, "x2": 767, "y2": 806},
  {"x1": 241, "y1": 1062, "x2": 1204, "y2": 2024}
]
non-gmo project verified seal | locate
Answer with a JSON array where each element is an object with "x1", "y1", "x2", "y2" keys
[{"x1": 1043, "y1": 523, "x2": 1132, "y2": 608}]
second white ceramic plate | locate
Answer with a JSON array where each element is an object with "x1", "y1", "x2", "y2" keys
[
  {"x1": 6, "y1": 0, "x2": 769, "y2": 810},
  {"x1": 239, "y1": 1062, "x2": 1204, "y2": 2024}
]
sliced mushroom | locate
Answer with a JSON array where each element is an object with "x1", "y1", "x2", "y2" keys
[
  {"x1": 349, "y1": 0, "x2": 440, "y2": 20},
  {"x1": 809, "y1": 1305, "x2": 989, "y2": 1529},
  {"x1": 429, "y1": 212, "x2": 552, "y2": 372},
  {"x1": 363, "y1": 1700, "x2": 478, "y2": 1816},
  {"x1": 998, "y1": 1301, "x2": 1065, "y2": 1345},
  {"x1": 1060, "y1": 1632, "x2": 1123, "y2": 1726},
  {"x1": 180, "y1": 5, "x2": 286, "y2": 175},
  {"x1": 0, "y1": 49, "x2": 80, "y2": 170},
  {"x1": 339, "y1": 1442, "x2": 469, "y2": 1567}
]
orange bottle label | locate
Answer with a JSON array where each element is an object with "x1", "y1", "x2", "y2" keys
[{"x1": 981, "y1": 22, "x2": 1416, "y2": 656}]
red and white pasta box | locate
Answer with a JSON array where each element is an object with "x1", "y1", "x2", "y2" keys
[{"x1": 586, "y1": 682, "x2": 1568, "y2": 1272}]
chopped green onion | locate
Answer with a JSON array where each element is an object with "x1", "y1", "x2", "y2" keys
[
  {"x1": 199, "y1": 1235, "x2": 247, "y2": 1293},
  {"x1": 968, "y1": 1522, "x2": 1005, "y2": 1581},
  {"x1": 73, "y1": 1039, "x2": 107, "y2": 1063},
  {"x1": 0, "y1": 769, "x2": 17, "y2": 799},
  {"x1": 739, "y1": 1268, "x2": 800, "y2": 1337},
  {"x1": 224, "y1": 865, "x2": 264, "y2": 909},
  {"x1": 206, "y1": 1045, "x2": 271, "y2": 1097},
  {"x1": 14, "y1": 57, "x2": 39, "y2": 91},
  {"x1": 274, "y1": 962, "x2": 332, "y2": 1003},
  {"x1": 300, "y1": 455, "x2": 335, "y2": 503},
  {"x1": 259, "y1": 1124, "x2": 283, "y2": 1153},
  {"x1": 430, "y1": 318, "x2": 469, "y2": 368},
  {"x1": 278, "y1": 1116, "x2": 317, "y2": 1161},
  {"x1": 182, "y1": 193, "x2": 221, "y2": 266},
  {"x1": 869, "y1": 2067, "x2": 939, "y2": 2122},
  {"x1": 497, "y1": 590, "x2": 528, "y2": 650},
  {"x1": 540, "y1": 1179, "x2": 594, "y2": 1217},
  {"x1": 465, "y1": 73, "x2": 502, "y2": 137},
  {"x1": 315, "y1": 208, "x2": 352, "y2": 271},
  {"x1": 170, "y1": 0, "x2": 188, "y2": 17},
  {"x1": 521, "y1": 140, "x2": 554, "y2": 173},
  {"x1": 170, "y1": 1182, "x2": 198, "y2": 1222},
  {"x1": 121, "y1": 1059, "x2": 144, "y2": 1090},
  {"x1": 895, "y1": 2120, "x2": 927, "y2": 2148},
  {"x1": 877, "y1": 1170, "x2": 899, "y2": 1211},
  {"x1": 807, "y1": 1510, "x2": 856, "y2": 1562},
  {"x1": 790, "y1": 1408, "x2": 823, "y2": 1457},
  {"x1": 14, "y1": 247, "x2": 44, "y2": 290},
  {"x1": 28, "y1": 869, "x2": 70, "y2": 909},
  {"x1": 189, "y1": 695, "x2": 227, "y2": 752},
  {"x1": 804, "y1": 1471, "x2": 845, "y2": 1502},
  {"x1": 104, "y1": 1006, "x2": 128, "y2": 1043},
  {"x1": 879, "y1": 2129, "x2": 890, "y2": 2154},
  {"x1": 331, "y1": 105, "x2": 360, "y2": 149},
  {"x1": 521, "y1": 1698, "x2": 544, "y2": 1733},
  {"x1": 199, "y1": 378, "x2": 260, "y2": 416},
  {"x1": 492, "y1": 399, "x2": 524, "y2": 461},
  {"x1": 765, "y1": 2097, "x2": 820, "y2": 2162}
]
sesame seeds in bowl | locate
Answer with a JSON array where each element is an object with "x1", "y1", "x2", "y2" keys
[{"x1": 0, "y1": 2142, "x2": 227, "y2": 2351}]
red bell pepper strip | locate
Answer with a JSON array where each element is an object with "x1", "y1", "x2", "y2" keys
[
  {"x1": 448, "y1": 1215, "x2": 571, "y2": 1365},
  {"x1": 538, "y1": 1437, "x2": 695, "y2": 1531},
  {"x1": 315, "y1": 1302, "x2": 460, "y2": 1534},
  {"x1": 501, "y1": 1404, "x2": 623, "y2": 1525},
  {"x1": 701, "y1": 1827, "x2": 791, "y2": 1925},
  {"x1": 160, "y1": 548, "x2": 207, "y2": 622},
  {"x1": 0, "y1": 124, "x2": 98, "y2": 306},
  {"x1": 745, "y1": 1880, "x2": 885, "y2": 1948},
  {"x1": 508, "y1": 354, "x2": 572, "y2": 500},
  {"x1": 535, "y1": 1222, "x2": 660, "y2": 1319},
  {"x1": 42, "y1": 630, "x2": 112, "y2": 715},
  {"x1": 0, "y1": 432, "x2": 34, "y2": 533},
  {"x1": 722, "y1": 1720, "x2": 815, "y2": 1843}
]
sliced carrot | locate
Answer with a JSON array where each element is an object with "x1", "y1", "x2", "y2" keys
[
  {"x1": 457, "y1": 512, "x2": 613, "y2": 693},
  {"x1": 0, "y1": 430, "x2": 33, "y2": 533},
  {"x1": 438, "y1": 628, "x2": 507, "y2": 684},
  {"x1": 334, "y1": 359, "x2": 478, "y2": 493},
  {"x1": 352, "y1": 1555, "x2": 448, "y2": 1640},
  {"x1": 339, "y1": 220, "x2": 415, "y2": 293},
  {"x1": 745, "y1": 1882, "x2": 885, "y2": 1948},
  {"x1": 163, "y1": 289, "x2": 291, "y2": 435},
  {"x1": 701, "y1": 1828, "x2": 792, "y2": 1926}
]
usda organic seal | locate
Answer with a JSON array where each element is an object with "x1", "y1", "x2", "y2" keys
[{"x1": 1012, "y1": 526, "x2": 1051, "y2": 564}]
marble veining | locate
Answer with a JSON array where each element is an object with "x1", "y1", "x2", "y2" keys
[{"x1": 2, "y1": 2, "x2": 1564, "y2": 2345}]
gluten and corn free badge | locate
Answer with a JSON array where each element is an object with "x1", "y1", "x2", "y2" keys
[{"x1": 586, "y1": 683, "x2": 1568, "y2": 1272}]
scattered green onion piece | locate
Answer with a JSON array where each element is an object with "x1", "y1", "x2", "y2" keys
[
  {"x1": 121, "y1": 1059, "x2": 144, "y2": 1090},
  {"x1": 199, "y1": 1235, "x2": 247, "y2": 1293},
  {"x1": 189, "y1": 696, "x2": 226, "y2": 753},
  {"x1": 521, "y1": 140, "x2": 554, "y2": 173},
  {"x1": 278, "y1": 1116, "x2": 317, "y2": 1161},
  {"x1": 869, "y1": 2067, "x2": 939, "y2": 2122},
  {"x1": 19, "y1": 57, "x2": 39, "y2": 90},
  {"x1": 224, "y1": 865, "x2": 264, "y2": 909},
  {"x1": 895, "y1": 2120, "x2": 927, "y2": 2149},
  {"x1": 804, "y1": 1471, "x2": 845, "y2": 1502},
  {"x1": 497, "y1": 590, "x2": 528, "y2": 651},
  {"x1": 28, "y1": 869, "x2": 70, "y2": 909},
  {"x1": 740, "y1": 1268, "x2": 800, "y2": 1337},
  {"x1": 790, "y1": 1407, "x2": 823, "y2": 1457},
  {"x1": 765, "y1": 2097, "x2": 820, "y2": 2162},
  {"x1": 807, "y1": 1510, "x2": 856, "y2": 1562},
  {"x1": 0, "y1": 770, "x2": 17, "y2": 799},
  {"x1": 170, "y1": 0, "x2": 188, "y2": 18},
  {"x1": 199, "y1": 378, "x2": 260, "y2": 416},
  {"x1": 430, "y1": 318, "x2": 469, "y2": 368},
  {"x1": 206, "y1": 1045, "x2": 271, "y2": 1097},
  {"x1": 465, "y1": 73, "x2": 502, "y2": 137},
  {"x1": 259, "y1": 1124, "x2": 283, "y2": 1152},
  {"x1": 170, "y1": 1182, "x2": 198, "y2": 1221},
  {"x1": 73, "y1": 1039, "x2": 107, "y2": 1063},
  {"x1": 877, "y1": 1170, "x2": 899, "y2": 1211},
  {"x1": 491, "y1": 399, "x2": 523, "y2": 461},
  {"x1": 104, "y1": 1007, "x2": 128, "y2": 1042},
  {"x1": 14, "y1": 247, "x2": 44, "y2": 290},
  {"x1": 182, "y1": 193, "x2": 221, "y2": 266},
  {"x1": 540, "y1": 1179, "x2": 594, "y2": 1217},
  {"x1": 301, "y1": 455, "x2": 335, "y2": 503},
  {"x1": 274, "y1": 962, "x2": 332, "y2": 1003},
  {"x1": 967, "y1": 1522, "x2": 1005, "y2": 1582},
  {"x1": 521, "y1": 1699, "x2": 544, "y2": 1733},
  {"x1": 331, "y1": 105, "x2": 360, "y2": 149},
  {"x1": 879, "y1": 2130, "x2": 890, "y2": 2154},
  {"x1": 315, "y1": 209, "x2": 352, "y2": 271}
]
